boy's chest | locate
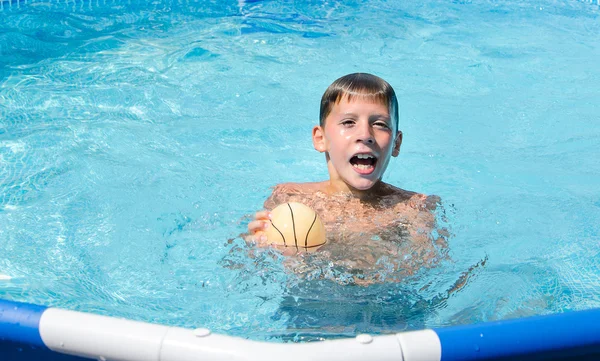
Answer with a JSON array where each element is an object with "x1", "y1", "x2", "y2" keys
[
  {"x1": 302, "y1": 197, "x2": 416, "y2": 236},
  {"x1": 270, "y1": 189, "x2": 428, "y2": 240}
]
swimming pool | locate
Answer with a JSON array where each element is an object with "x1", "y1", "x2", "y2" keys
[{"x1": 1, "y1": 0, "x2": 599, "y2": 350}]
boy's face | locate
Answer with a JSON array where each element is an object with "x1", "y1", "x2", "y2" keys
[{"x1": 313, "y1": 96, "x2": 402, "y2": 192}]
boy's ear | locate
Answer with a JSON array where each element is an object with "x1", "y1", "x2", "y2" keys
[
  {"x1": 392, "y1": 130, "x2": 402, "y2": 157},
  {"x1": 312, "y1": 125, "x2": 327, "y2": 152}
]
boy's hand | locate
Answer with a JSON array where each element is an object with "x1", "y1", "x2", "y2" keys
[{"x1": 246, "y1": 210, "x2": 271, "y2": 245}]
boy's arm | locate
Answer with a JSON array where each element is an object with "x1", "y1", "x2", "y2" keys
[
  {"x1": 405, "y1": 194, "x2": 448, "y2": 254},
  {"x1": 262, "y1": 183, "x2": 302, "y2": 209},
  {"x1": 245, "y1": 183, "x2": 298, "y2": 244}
]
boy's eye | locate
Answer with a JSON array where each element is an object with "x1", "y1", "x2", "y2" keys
[
  {"x1": 374, "y1": 121, "x2": 390, "y2": 129},
  {"x1": 341, "y1": 119, "x2": 355, "y2": 126}
]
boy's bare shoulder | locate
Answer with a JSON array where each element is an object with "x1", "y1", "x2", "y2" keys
[
  {"x1": 263, "y1": 182, "x2": 325, "y2": 209},
  {"x1": 272, "y1": 182, "x2": 324, "y2": 193},
  {"x1": 380, "y1": 183, "x2": 441, "y2": 210}
]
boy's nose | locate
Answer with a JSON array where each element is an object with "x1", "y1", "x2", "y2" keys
[
  {"x1": 360, "y1": 137, "x2": 375, "y2": 144},
  {"x1": 356, "y1": 123, "x2": 375, "y2": 144}
]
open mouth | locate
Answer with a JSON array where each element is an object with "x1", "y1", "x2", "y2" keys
[{"x1": 350, "y1": 153, "x2": 377, "y2": 174}]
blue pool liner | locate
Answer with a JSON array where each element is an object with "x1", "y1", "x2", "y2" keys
[
  {"x1": 0, "y1": 299, "x2": 86, "y2": 361},
  {"x1": 0, "y1": 299, "x2": 46, "y2": 347},
  {"x1": 434, "y1": 308, "x2": 600, "y2": 361}
]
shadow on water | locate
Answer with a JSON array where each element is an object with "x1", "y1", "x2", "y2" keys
[
  {"x1": 270, "y1": 280, "x2": 429, "y2": 341},
  {"x1": 0, "y1": 0, "x2": 331, "y2": 82},
  {"x1": 0, "y1": 0, "x2": 242, "y2": 81},
  {"x1": 269, "y1": 256, "x2": 487, "y2": 341}
]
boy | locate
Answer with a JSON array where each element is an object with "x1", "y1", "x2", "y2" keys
[{"x1": 247, "y1": 73, "x2": 444, "y2": 270}]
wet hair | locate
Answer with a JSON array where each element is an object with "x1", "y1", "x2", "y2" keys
[{"x1": 319, "y1": 73, "x2": 399, "y2": 129}]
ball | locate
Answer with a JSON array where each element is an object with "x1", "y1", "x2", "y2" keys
[{"x1": 265, "y1": 202, "x2": 327, "y2": 251}]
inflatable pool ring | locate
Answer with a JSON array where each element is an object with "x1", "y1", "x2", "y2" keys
[{"x1": 265, "y1": 202, "x2": 327, "y2": 252}]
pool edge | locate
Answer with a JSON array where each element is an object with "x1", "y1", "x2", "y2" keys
[{"x1": 1, "y1": 299, "x2": 600, "y2": 361}]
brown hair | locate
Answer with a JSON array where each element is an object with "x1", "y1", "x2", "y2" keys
[{"x1": 319, "y1": 73, "x2": 399, "y2": 128}]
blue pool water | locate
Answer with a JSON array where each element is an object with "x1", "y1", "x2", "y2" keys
[{"x1": 1, "y1": 0, "x2": 599, "y2": 342}]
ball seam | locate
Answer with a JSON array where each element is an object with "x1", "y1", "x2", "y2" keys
[{"x1": 287, "y1": 203, "x2": 299, "y2": 250}]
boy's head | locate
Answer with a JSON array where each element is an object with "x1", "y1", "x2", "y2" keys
[
  {"x1": 319, "y1": 73, "x2": 399, "y2": 130},
  {"x1": 313, "y1": 73, "x2": 403, "y2": 193}
]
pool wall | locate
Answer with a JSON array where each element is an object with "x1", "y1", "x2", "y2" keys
[{"x1": 1, "y1": 299, "x2": 599, "y2": 361}]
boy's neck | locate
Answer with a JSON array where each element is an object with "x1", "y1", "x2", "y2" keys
[{"x1": 323, "y1": 179, "x2": 387, "y2": 201}]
